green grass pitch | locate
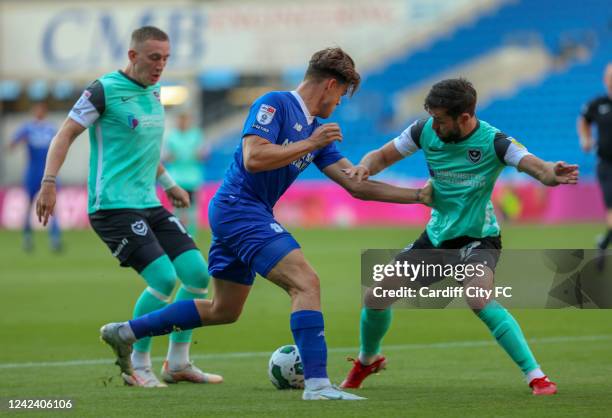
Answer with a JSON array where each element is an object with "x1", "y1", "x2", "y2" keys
[{"x1": 1, "y1": 224, "x2": 611, "y2": 417}]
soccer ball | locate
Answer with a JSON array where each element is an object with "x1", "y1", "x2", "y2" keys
[{"x1": 268, "y1": 345, "x2": 304, "y2": 389}]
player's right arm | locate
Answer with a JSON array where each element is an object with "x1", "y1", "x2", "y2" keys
[
  {"x1": 243, "y1": 123, "x2": 342, "y2": 172},
  {"x1": 36, "y1": 119, "x2": 86, "y2": 225},
  {"x1": 7, "y1": 124, "x2": 28, "y2": 152},
  {"x1": 36, "y1": 80, "x2": 104, "y2": 225}
]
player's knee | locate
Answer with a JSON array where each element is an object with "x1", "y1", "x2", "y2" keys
[
  {"x1": 174, "y1": 250, "x2": 210, "y2": 290},
  {"x1": 141, "y1": 256, "x2": 178, "y2": 296}
]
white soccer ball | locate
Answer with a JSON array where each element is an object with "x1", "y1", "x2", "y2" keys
[{"x1": 268, "y1": 345, "x2": 304, "y2": 389}]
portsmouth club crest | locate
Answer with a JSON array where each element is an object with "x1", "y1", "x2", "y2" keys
[
  {"x1": 131, "y1": 220, "x2": 148, "y2": 236},
  {"x1": 256, "y1": 104, "x2": 276, "y2": 125},
  {"x1": 467, "y1": 149, "x2": 482, "y2": 163}
]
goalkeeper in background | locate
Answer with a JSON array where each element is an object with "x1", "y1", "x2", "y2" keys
[
  {"x1": 163, "y1": 112, "x2": 209, "y2": 237},
  {"x1": 341, "y1": 78, "x2": 579, "y2": 396}
]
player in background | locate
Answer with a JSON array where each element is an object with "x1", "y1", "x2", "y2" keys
[
  {"x1": 100, "y1": 47, "x2": 432, "y2": 401},
  {"x1": 36, "y1": 26, "x2": 222, "y2": 388},
  {"x1": 577, "y1": 63, "x2": 612, "y2": 261},
  {"x1": 9, "y1": 102, "x2": 62, "y2": 252},
  {"x1": 340, "y1": 78, "x2": 578, "y2": 395},
  {"x1": 163, "y1": 112, "x2": 208, "y2": 237}
]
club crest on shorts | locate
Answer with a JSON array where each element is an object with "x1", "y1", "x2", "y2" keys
[
  {"x1": 467, "y1": 149, "x2": 482, "y2": 163},
  {"x1": 257, "y1": 104, "x2": 276, "y2": 125},
  {"x1": 131, "y1": 220, "x2": 148, "y2": 236}
]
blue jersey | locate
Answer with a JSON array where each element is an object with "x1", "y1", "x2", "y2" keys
[
  {"x1": 12, "y1": 120, "x2": 57, "y2": 184},
  {"x1": 214, "y1": 91, "x2": 343, "y2": 211}
]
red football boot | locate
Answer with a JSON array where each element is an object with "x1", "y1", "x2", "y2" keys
[
  {"x1": 529, "y1": 376, "x2": 557, "y2": 395},
  {"x1": 340, "y1": 356, "x2": 387, "y2": 389}
]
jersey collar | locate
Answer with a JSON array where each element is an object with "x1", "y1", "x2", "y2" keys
[
  {"x1": 118, "y1": 70, "x2": 149, "y2": 89},
  {"x1": 445, "y1": 120, "x2": 481, "y2": 144},
  {"x1": 291, "y1": 91, "x2": 315, "y2": 125}
]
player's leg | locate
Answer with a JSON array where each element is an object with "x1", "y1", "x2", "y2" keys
[
  {"x1": 596, "y1": 160, "x2": 612, "y2": 268},
  {"x1": 100, "y1": 239, "x2": 253, "y2": 379},
  {"x1": 90, "y1": 209, "x2": 177, "y2": 387},
  {"x1": 101, "y1": 276, "x2": 250, "y2": 376},
  {"x1": 129, "y1": 251, "x2": 177, "y2": 386},
  {"x1": 263, "y1": 247, "x2": 363, "y2": 400},
  {"x1": 341, "y1": 233, "x2": 436, "y2": 389},
  {"x1": 463, "y1": 238, "x2": 557, "y2": 395},
  {"x1": 48, "y1": 215, "x2": 62, "y2": 252},
  {"x1": 22, "y1": 185, "x2": 36, "y2": 252},
  {"x1": 148, "y1": 207, "x2": 222, "y2": 383}
]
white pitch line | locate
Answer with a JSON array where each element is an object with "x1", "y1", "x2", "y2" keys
[{"x1": 1, "y1": 334, "x2": 610, "y2": 370}]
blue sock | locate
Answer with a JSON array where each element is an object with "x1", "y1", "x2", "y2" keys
[
  {"x1": 49, "y1": 216, "x2": 61, "y2": 246},
  {"x1": 129, "y1": 300, "x2": 202, "y2": 339},
  {"x1": 290, "y1": 310, "x2": 328, "y2": 380}
]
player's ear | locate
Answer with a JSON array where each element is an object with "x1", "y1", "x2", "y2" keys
[
  {"x1": 325, "y1": 78, "x2": 337, "y2": 91},
  {"x1": 127, "y1": 49, "x2": 138, "y2": 62}
]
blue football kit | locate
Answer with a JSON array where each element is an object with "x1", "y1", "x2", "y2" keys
[
  {"x1": 12, "y1": 120, "x2": 57, "y2": 198},
  {"x1": 208, "y1": 91, "x2": 343, "y2": 284}
]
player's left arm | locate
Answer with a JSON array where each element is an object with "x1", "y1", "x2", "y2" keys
[
  {"x1": 322, "y1": 158, "x2": 432, "y2": 204},
  {"x1": 518, "y1": 156, "x2": 579, "y2": 186},
  {"x1": 494, "y1": 132, "x2": 579, "y2": 186},
  {"x1": 156, "y1": 163, "x2": 190, "y2": 208}
]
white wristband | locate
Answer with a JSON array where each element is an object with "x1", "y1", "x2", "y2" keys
[{"x1": 158, "y1": 171, "x2": 177, "y2": 191}]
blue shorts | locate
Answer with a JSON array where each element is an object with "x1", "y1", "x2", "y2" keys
[{"x1": 208, "y1": 196, "x2": 300, "y2": 286}]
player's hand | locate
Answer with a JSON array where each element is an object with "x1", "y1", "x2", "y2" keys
[
  {"x1": 552, "y1": 161, "x2": 579, "y2": 185},
  {"x1": 341, "y1": 164, "x2": 370, "y2": 182},
  {"x1": 166, "y1": 186, "x2": 190, "y2": 208},
  {"x1": 36, "y1": 183, "x2": 57, "y2": 226},
  {"x1": 309, "y1": 123, "x2": 343, "y2": 149},
  {"x1": 580, "y1": 142, "x2": 592, "y2": 153},
  {"x1": 417, "y1": 179, "x2": 433, "y2": 206},
  {"x1": 579, "y1": 137, "x2": 593, "y2": 153}
]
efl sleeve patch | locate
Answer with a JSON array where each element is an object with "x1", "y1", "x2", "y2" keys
[
  {"x1": 68, "y1": 80, "x2": 104, "y2": 128},
  {"x1": 256, "y1": 104, "x2": 276, "y2": 125}
]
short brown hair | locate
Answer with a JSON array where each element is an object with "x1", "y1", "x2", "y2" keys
[
  {"x1": 424, "y1": 78, "x2": 477, "y2": 118},
  {"x1": 130, "y1": 26, "x2": 169, "y2": 46},
  {"x1": 305, "y1": 48, "x2": 361, "y2": 96}
]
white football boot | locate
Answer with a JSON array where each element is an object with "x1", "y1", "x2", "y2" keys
[
  {"x1": 302, "y1": 384, "x2": 366, "y2": 400},
  {"x1": 123, "y1": 367, "x2": 167, "y2": 388},
  {"x1": 99, "y1": 323, "x2": 133, "y2": 376},
  {"x1": 161, "y1": 361, "x2": 224, "y2": 384}
]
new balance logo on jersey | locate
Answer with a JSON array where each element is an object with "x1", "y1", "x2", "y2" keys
[
  {"x1": 468, "y1": 149, "x2": 482, "y2": 163},
  {"x1": 131, "y1": 220, "x2": 148, "y2": 236},
  {"x1": 270, "y1": 223, "x2": 284, "y2": 233},
  {"x1": 293, "y1": 122, "x2": 303, "y2": 132}
]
